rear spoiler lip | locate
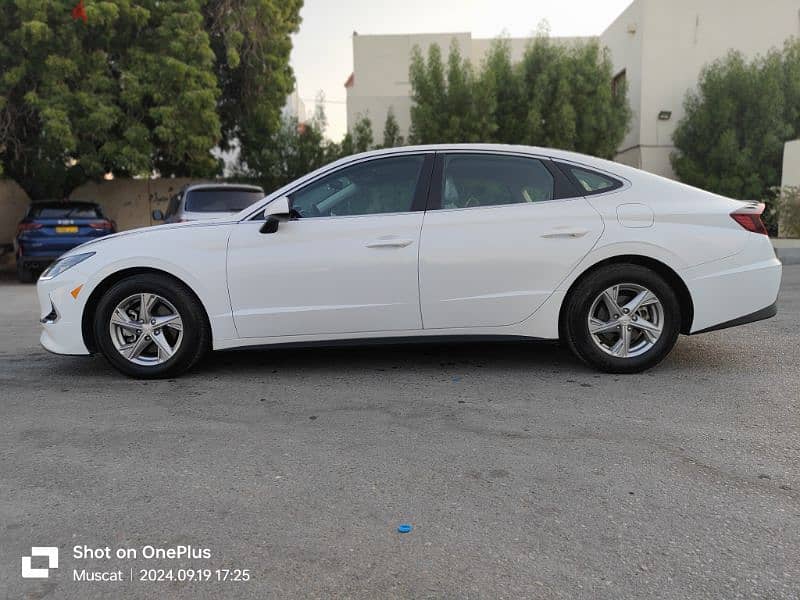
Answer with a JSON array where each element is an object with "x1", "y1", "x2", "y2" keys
[{"x1": 731, "y1": 201, "x2": 765, "y2": 215}]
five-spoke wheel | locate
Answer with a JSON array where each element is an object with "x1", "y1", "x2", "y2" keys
[
  {"x1": 562, "y1": 264, "x2": 680, "y2": 373},
  {"x1": 94, "y1": 274, "x2": 209, "y2": 378}
]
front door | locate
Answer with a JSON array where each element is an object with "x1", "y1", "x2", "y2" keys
[
  {"x1": 419, "y1": 152, "x2": 604, "y2": 329},
  {"x1": 227, "y1": 154, "x2": 433, "y2": 338}
]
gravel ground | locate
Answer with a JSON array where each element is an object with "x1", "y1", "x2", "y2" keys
[{"x1": 1, "y1": 267, "x2": 798, "y2": 599}]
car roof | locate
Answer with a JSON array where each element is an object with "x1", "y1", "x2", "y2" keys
[{"x1": 182, "y1": 183, "x2": 264, "y2": 193}]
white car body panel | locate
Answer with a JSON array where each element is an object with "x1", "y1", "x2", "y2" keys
[
  {"x1": 227, "y1": 212, "x2": 424, "y2": 337},
  {"x1": 36, "y1": 144, "x2": 782, "y2": 359},
  {"x1": 419, "y1": 197, "x2": 603, "y2": 328}
]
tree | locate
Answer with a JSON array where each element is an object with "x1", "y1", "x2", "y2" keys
[
  {"x1": 204, "y1": 0, "x2": 302, "y2": 183},
  {"x1": 408, "y1": 33, "x2": 629, "y2": 158},
  {"x1": 381, "y1": 107, "x2": 404, "y2": 148},
  {"x1": 351, "y1": 115, "x2": 374, "y2": 153},
  {"x1": 672, "y1": 43, "x2": 800, "y2": 201},
  {"x1": 408, "y1": 40, "x2": 496, "y2": 144},
  {"x1": 0, "y1": 1, "x2": 300, "y2": 200}
]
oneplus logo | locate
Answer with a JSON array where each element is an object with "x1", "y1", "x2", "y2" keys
[{"x1": 21, "y1": 547, "x2": 59, "y2": 578}]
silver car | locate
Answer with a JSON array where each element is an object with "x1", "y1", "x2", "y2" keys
[{"x1": 152, "y1": 183, "x2": 265, "y2": 223}]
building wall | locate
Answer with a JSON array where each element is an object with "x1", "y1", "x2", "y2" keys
[
  {"x1": 0, "y1": 179, "x2": 31, "y2": 249},
  {"x1": 347, "y1": 32, "x2": 592, "y2": 141},
  {"x1": 347, "y1": 0, "x2": 800, "y2": 179},
  {"x1": 604, "y1": 0, "x2": 800, "y2": 176}
]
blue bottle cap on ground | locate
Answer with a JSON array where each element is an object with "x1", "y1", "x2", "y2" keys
[{"x1": 397, "y1": 524, "x2": 412, "y2": 533}]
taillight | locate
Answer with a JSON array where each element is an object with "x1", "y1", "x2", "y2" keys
[
  {"x1": 730, "y1": 203, "x2": 768, "y2": 236},
  {"x1": 16, "y1": 222, "x2": 42, "y2": 235},
  {"x1": 89, "y1": 220, "x2": 113, "y2": 230}
]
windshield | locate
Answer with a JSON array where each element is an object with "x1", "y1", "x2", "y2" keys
[
  {"x1": 29, "y1": 205, "x2": 101, "y2": 219},
  {"x1": 185, "y1": 189, "x2": 264, "y2": 213}
]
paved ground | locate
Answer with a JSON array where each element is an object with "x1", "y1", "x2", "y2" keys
[{"x1": 1, "y1": 268, "x2": 799, "y2": 599}]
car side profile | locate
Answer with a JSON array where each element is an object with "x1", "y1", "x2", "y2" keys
[
  {"x1": 36, "y1": 144, "x2": 782, "y2": 378},
  {"x1": 151, "y1": 183, "x2": 265, "y2": 224},
  {"x1": 15, "y1": 201, "x2": 116, "y2": 283}
]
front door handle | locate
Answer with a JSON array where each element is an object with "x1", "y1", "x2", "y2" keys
[
  {"x1": 541, "y1": 228, "x2": 590, "y2": 239},
  {"x1": 365, "y1": 238, "x2": 414, "y2": 248}
]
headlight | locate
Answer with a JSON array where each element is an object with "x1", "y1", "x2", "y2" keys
[{"x1": 39, "y1": 252, "x2": 95, "y2": 281}]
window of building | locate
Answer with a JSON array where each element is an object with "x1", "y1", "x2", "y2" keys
[{"x1": 612, "y1": 69, "x2": 627, "y2": 98}]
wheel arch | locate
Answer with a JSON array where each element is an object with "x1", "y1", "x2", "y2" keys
[
  {"x1": 81, "y1": 267, "x2": 212, "y2": 353},
  {"x1": 558, "y1": 254, "x2": 694, "y2": 338}
]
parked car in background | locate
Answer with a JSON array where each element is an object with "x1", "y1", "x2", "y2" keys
[
  {"x1": 15, "y1": 201, "x2": 116, "y2": 283},
  {"x1": 152, "y1": 183, "x2": 265, "y2": 224},
  {"x1": 36, "y1": 145, "x2": 781, "y2": 378}
]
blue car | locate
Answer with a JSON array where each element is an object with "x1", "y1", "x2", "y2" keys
[{"x1": 15, "y1": 201, "x2": 116, "y2": 283}]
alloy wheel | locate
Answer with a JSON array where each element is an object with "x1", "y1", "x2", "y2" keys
[
  {"x1": 108, "y1": 293, "x2": 184, "y2": 366},
  {"x1": 587, "y1": 283, "x2": 664, "y2": 358}
]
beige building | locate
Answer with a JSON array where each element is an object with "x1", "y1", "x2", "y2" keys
[{"x1": 345, "y1": 0, "x2": 800, "y2": 178}]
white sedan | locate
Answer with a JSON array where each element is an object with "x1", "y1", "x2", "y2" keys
[{"x1": 36, "y1": 145, "x2": 782, "y2": 378}]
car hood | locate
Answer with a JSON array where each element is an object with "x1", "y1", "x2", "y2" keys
[{"x1": 60, "y1": 219, "x2": 236, "y2": 258}]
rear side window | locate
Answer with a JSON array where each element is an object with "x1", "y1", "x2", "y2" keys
[
  {"x1": 29, "y1": 205, "x2": 101, "y2": 218},
  {"x1": 441, "y1": 154, "x2": 555, "y2": 209},
  {"x1": 562, "y1": 165, "x2": 622, "y2": 195},
  {"x1": 185, "y1": 189, "x2": 265, "y2": 213}
]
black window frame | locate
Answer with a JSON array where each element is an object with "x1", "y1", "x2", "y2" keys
[
  {"x1": 426, "y1": 152, "x2": 579, "y2": 211},
  {"x1": 554, "y1": 161, "x2": 624, "y2": 196}
]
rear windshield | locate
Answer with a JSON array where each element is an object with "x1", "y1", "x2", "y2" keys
[
  {"x1": 185, "y1": 189, "x2": 264, "y2": 213},
  {"x1": 29, "y1": 205, "x2": 101, "y2": 219}
]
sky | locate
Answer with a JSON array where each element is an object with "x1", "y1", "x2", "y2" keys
[{"x1": 290, "y1": 0, "x2": 633, "y2": 141}]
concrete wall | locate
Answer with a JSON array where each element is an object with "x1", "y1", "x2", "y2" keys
[
  {"x1": 603, "y1": 0, "x2": 800, "y2": 177},
  {"x1": 69, "y1": 178, "x2": 205, "y2": 233},
  {"x1": 0, "y1": 178, "x2": 210, "y2": 248},
  {"x1": 0, "y1": 180, "x2": 31, "y2": 249}
]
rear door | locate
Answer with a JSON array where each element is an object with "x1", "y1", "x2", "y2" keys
[{"x1": 418, "y1": 152, "x2": 604, "y2": 329}]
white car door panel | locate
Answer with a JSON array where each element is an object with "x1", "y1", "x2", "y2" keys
[
  {"x1": 419, "y1": 153, "x2": 604, "y2": 329},
  {"x1": 227, "y1": 154, "x2": 432, "y2": 338}
]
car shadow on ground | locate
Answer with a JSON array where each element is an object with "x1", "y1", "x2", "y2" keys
[{"x1": 48, "y1": 338, "x2": 729, "y2": 380}]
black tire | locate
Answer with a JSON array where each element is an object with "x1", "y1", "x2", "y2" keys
[
  {"x1": 16, "y1": 261, "x2": 36, "y2": 283},
  {"x1": 93, "y1": 273, "x2": 210, "y2": 378},
  {"x1": 562, "y1": 264, "x2": 681, "y2": 374}
]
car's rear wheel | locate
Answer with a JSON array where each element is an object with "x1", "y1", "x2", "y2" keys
[
  {"x1": 562, "y1": 264, "x2": 681, "y2": 373},
  {"x1": 16, "y1": 261, "x2": 36, "y2": 284},
  {"x1": 93, "y1": 273, "x2": 210, "y2": 378}
]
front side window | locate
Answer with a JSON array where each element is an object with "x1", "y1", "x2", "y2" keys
[
  {"x1": 290, "y1": 155, "x2": 425, "y2": 218},
  {"x1": 440, "y1": 154, "x2": 555, "y2": 209}
]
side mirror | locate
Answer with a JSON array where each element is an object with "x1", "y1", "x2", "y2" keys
[
  {"x1": 152, "y1": 209, "x2": 164, "y2": 221},
  {"x1": 260, "y1": 196, "x2": 291, "y2": 234}
]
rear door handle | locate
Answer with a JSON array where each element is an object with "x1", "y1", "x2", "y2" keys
[
  {"x1": 541, "y1": 228, "x2": 590, "y2": 239},
  {"x1": 365, "y1": 238, "x2": 414, "y2": 248}
]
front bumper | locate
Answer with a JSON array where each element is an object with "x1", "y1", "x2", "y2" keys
[{"x1": 37, "y1": 268, "x2": 92, "y2": 356}]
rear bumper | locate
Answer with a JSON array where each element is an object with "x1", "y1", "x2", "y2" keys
[
  {"x1": 18, "y1": 256, "x2": 60, "y2": 269},
  {"x1": 691, "y1": 302, "x2": 777, "y2": 335},
  {"x1": 684, "y1": 233, "x2": 782, "y2": 334}
]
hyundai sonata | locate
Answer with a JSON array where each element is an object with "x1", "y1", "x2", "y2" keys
[{"x1": 36, "y1": 145, "x2": 782, "y2": 378}]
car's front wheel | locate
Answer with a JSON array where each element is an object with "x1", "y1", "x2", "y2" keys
[
  {"x1": 562, "y1": 264, "x2": 681, "y2": 373},
  {"x1": 93, "y1": 273, "x2": 210, "y2": 378}
]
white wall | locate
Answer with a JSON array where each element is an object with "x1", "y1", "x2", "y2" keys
[{"x1": 604, "y1": 0, "x2": 800, "y2": 176}]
